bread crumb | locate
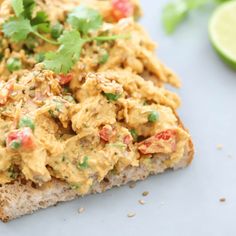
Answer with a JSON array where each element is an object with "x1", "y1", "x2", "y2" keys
[
  {"x1": 142, "y1": 191, "x2": 149, "y2": 197},
  {"x1": 129, "y1": 182, "x2": 136, "y2": 189},
  {"x1": 127, "y1": 212, "x2": 136, "y2": 218},
  {"x1": 138, "y1": 200, "x2": 145, "y2": 205},
  {"x1": 78, "y1": 207, "x2": 85, "y2": 214},
  {"x1": 219, "y1": 198, "x2": 226, "y2": 202},
  {"x1": 227, "y1": 155, "x2": 233, "y2": 159},
  {"x1": 216, "y1": 144, "x2": 223, "y2": 150}
]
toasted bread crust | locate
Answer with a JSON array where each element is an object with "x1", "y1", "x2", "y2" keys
[{"x1": 0, "y1": 137, "x2": 193, "y2": 222}]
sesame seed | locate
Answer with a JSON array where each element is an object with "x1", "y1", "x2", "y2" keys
[
  {"x1": 127, "y1": 212, "x2": 136, "y2": 218},
  {"x1": 139, "y1": 199, "x2": 145, "y2": 205},
  {"x1": 129, "y1": 182, "x2": 136, "y2": 189},
  {"x1": 142, "y1": 191, "x2": 149, "y2": 197},
  {"x1": 78, "y1": 207, "x2": 85, "y2": 214},
  {"x1": 219, "y1": 198, "x2": 226, "y2": 202}
]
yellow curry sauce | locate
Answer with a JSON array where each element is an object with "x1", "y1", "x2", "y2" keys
[{"x1": 0, "y1": 0, "x2": 190, "y2": 195}]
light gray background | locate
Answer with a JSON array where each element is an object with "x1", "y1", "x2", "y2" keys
[{"x1": 1, "y1": 1, "x2": 236, "y2": 235}]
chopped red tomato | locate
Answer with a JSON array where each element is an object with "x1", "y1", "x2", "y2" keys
[
  {"x1": 111, "y1": 0, "x2": 134, "y2": 21},
  {"x1": 59, "y1": 74, "x2": 73, "y2": 85},
  {"x1": 123, "y1": 134, "x2": 133, "y2": 145},
  {"x1": 0, "y1": 83, "x2": 13, "y2": 105},
  {"x1": 6, "y1": 127, "x2": 35, "y2": 151},
  {"x1": 99, "y1": 125, "x2": 116, "y2": 142},
  {"x1": 138, "y1": 129, "x2": 177, "y2": 155}
]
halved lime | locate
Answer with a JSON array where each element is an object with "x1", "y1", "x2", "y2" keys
[{"x1": 209, "y1": 1, "x2": 236, "y2": 69}]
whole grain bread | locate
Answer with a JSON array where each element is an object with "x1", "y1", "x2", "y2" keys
[{"x1": 0, "y1": 138, "x2": 193, "y2": 222}]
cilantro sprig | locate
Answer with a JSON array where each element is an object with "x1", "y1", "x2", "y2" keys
[
  {"x1": 2, "y1": 0, "x2": 129, "y2": 74},
  {"x1": 162, "y1": 0, "x2": 229, "y2": 34}
]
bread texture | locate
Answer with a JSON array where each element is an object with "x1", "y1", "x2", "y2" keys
[{"x1": 0, "y1": 138, "x2": 193, "y2": 223}]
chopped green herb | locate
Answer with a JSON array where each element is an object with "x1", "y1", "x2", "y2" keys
[
  {"x1": 19, "y1": 116, "x2": 35, "y2": 131},
  {"x1": 8, "y1": 166, "x2": 18, "y2": 179},
  {"x1": 3, "y1": 17, "x2": 33, "y2": 42},
  {"x1": 62, "y1": 156, "x2": 66, "y2": 162},
  {"x1": 11, "y1": 0, "x2": 24, "y2": 17},
  {"x1": 70, "y1": 183, "x2": 80, "y2": 190},
  {"x1": 148, "y1": 111, "x2": 159, "y2": 123},
  {"x1": 98, "y1": 50, "x2": 109, "y2": 64},
  {"x1": 48, "y1": 109, "x2": 57, "y2": 118},
  {"x1": 10, "y1": 140, "x2": 22, "y2": 150},
  {"x1": 7, "y1": 57, "x2": 22, "y2": 72},
  {"x1": 162, "y1": 0, "x2": 226, "y2": 34},
  {"x1": 35, "y1": 52, "x2": 45, "y2": 63},
  {"x1": 103, "y1": 92, "x2": 121, "y2": 101},
  {"x1": 78, "y1": 156, "x2": 89, "y2": 169},
  {"x1": 130, "y1": 129, "x2": 138, "y2": 142},
  {"x1": 51, "y1": 22, "x2": 64, "y2": 39},
  {"x1": 67, "y1": 5, "x2": 103, "y2": 35},
  {"x1": 63, "y1": 95, "x2": 76, "y2": 103}
]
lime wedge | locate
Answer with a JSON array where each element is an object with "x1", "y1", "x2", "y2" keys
[{"x1": 209, "y1": 1, "x2": 236, "y2": 69}]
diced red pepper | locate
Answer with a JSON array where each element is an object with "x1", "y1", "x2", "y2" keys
[
  {"x1": 99, "y1": 125, "x2": 116, "y2": 142},
  {"x1": 0, "y1": 83, "x2": 13, "y2": 105},
  {"x1": 6, "y1": 127, "x2": 35, "y2": 151},
  {"x1": 123, "y1": 134, "x2": 133, "y2": 145},
  {"x1": 111, "y1": 0, "x2": 134, "y2": 21},
  {"x1": 138, "y1": 129, "x2": 177, "y2": 155},
  {"x1": 59, "y1": 74, "x2": 73, "y2": 85}
]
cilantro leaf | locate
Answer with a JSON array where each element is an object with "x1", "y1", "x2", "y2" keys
[
  {"x1": 162, "y1": 1, "x2": 188, "y2": 34},
  {"x1": 11, "y1": 0, "x2": 24, "y2": 17},
  {"x1": 31, "y1": 11, "x2": 50, "y2": 33},
  {"x1": 44, "y1": 30, "x2": 85, "y2": 73},
  {"x1": 44, "y1": 52, "x2": 73, "y2": 74},
  {"x1": 67, "y1": 6, "x2": 103, "y2": 34},
  {"x1": 162, "y1": 0, "x2": 230, "y2": 34},
  {"x1": 3, "y1": 17, "x2": 33, "y2": 42},
  {"x1": 31, "y1": 11, "x2": 49, "y2": 25},
  {"x1": 58, "y1": 30, "x2": 85, "y2": 61},
  {"x1": 22, "y1": 0, "x2": 36, "y2": 19},
  {"x1": 78, "y1": 156, "x2": 89, "y2": 169}
]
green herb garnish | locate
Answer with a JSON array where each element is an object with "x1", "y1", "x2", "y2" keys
[
  {"x1": 67, "y1": 5, "x2": 103, "y2": 35},
  {"x1": 19, "y1": 116, "x2": 35, "y2": 131},
  {"x1": 148, "y1": 111, "x2": 159, "y2": 123},
  {"x1": 3, "y1": 1, "x2": 129, "y2": 74},
  {"x1": 162, "y1": 0, "x2": 229, "y2": 34},
  {"x1": 130, "y1": 129, "x2": 138, "y2": 142},
  {"x1": 99, "y1": 50, "x2": 109, "y2": 64},
  {"x1": 78, "y1": 156, "x2": 89, "y2": 169},
  {"x1": 51, "y1": 23, "x2": 63, "y2": 39},
  {"x1": 10, "y1": 140, "x2": 22, "y2": 150},
  {"x1": 7, "y1": 57, "x2": 22, "y2": 72},
  {"x1": 103, "y1": 92, "x2": 121, "y2": 101}
]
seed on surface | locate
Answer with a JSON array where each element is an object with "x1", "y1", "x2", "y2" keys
[
  {"x1": 142, "y1": 191, "x2": 149, "y2": 197},
  {"x1": 129, "y1": 182, "x2": 136, "y2": 189},
  {"x1": 138, "y1": 199, "x2": 145, "y2": 205},
  {"x1": 219, "y1": 198, "x2": 226, "y2": 202},
  {"x1": 78, "y1": 207, "x2": 85, "y2": 214},
  {"x1": 127, "y1": 212, "x2": 136, "y2": 218}
]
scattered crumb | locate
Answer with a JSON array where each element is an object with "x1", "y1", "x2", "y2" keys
[
  {"x1": 216, "y1": 144, "x2": 223, "y2": 150},
  {"x1": 138, "y1": 199, "x2": 145, "y2": 205},
  {"x1": 142, "y1": 191, "x2": 149, "y2": 197},
  {"x1": 227, "y1": 154, "x2": 233, "y2": 159},
  {"x1": 78, "y1": 207, "x2": 85, "y2": 214},
  {"x1": 127, "y1": 212, "x2": 136, "y2": 218},
  {"x1": 129, "y1": 182, "x2": 136, "y2": 189},
  {"x1": 219, "y1": 198, "x2": 226, "y2": 202}
]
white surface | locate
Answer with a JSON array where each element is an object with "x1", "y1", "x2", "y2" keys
[{"x1": 1, "y1": 1, "x2": 236, "y2": 235}]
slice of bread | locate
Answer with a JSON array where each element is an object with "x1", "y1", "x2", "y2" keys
[{"x1": 0, "y1": 132, "x2": 193, "y2": 222}]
